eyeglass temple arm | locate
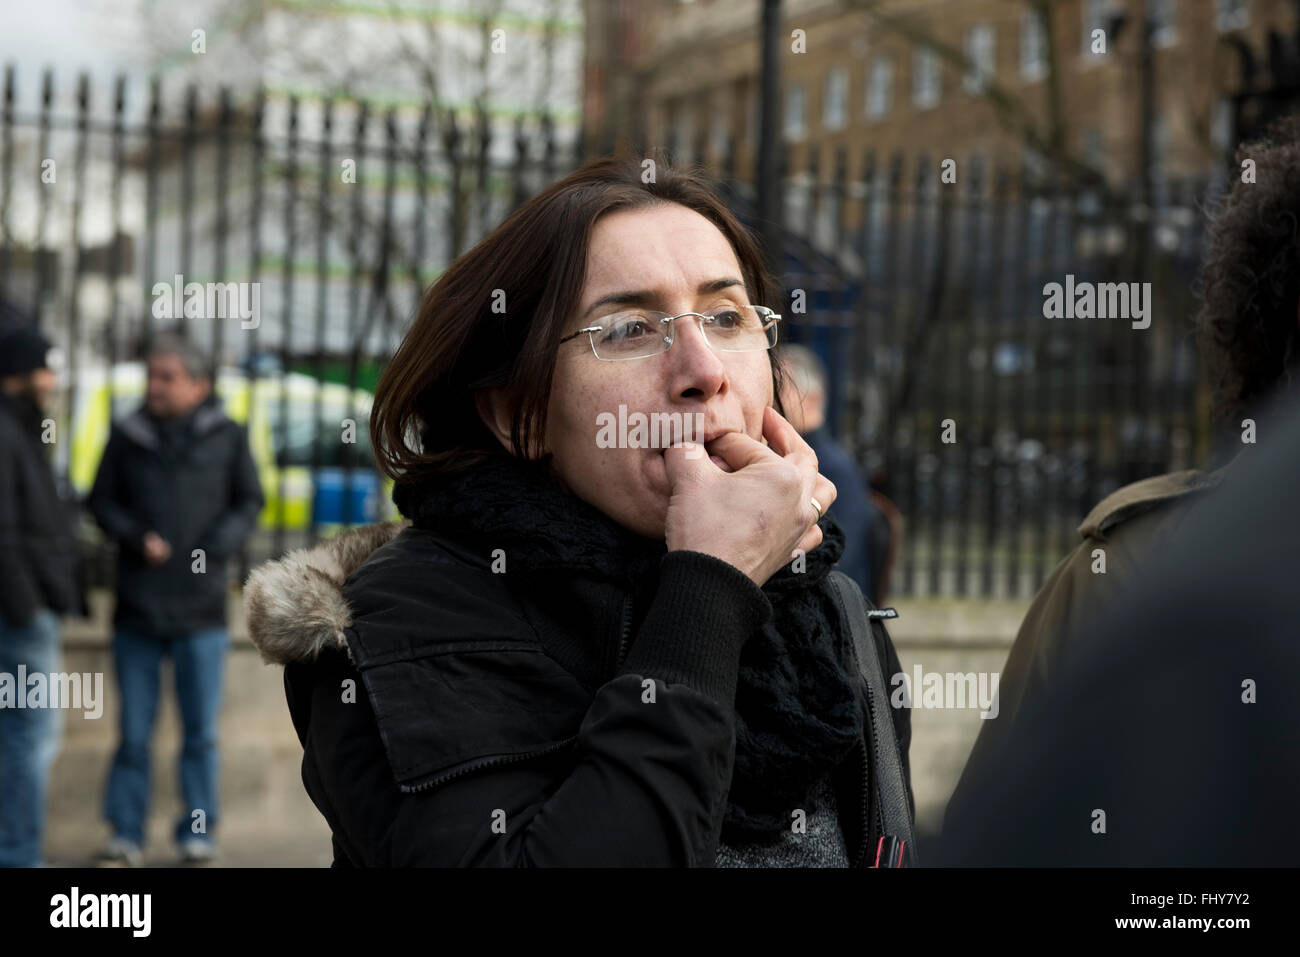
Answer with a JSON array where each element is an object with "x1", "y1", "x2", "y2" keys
[{"x1": 558, "y1": 326, "x2": 604, "y2": 344}]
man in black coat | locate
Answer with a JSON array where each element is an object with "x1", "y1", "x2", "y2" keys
[
  {"x1": 0, "y1": 317, "x2": 81, "y2": 868},
  {"x1": 88, "y1": 333, "x2": 263, "y2": 865},
  {"x1": 934, "y1": 390, "x2": 1300, "y2": 867}
]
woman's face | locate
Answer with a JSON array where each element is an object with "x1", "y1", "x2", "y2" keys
[{"x1": 543, "y1": 203, "x2": 775, "y2": 539}]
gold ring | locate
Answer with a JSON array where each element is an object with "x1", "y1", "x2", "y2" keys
[{"x1": 810, "y1": 496, "x2": 824, "y2": 519}]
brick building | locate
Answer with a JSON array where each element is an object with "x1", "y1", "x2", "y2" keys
[{"x1": 584, "y1": 0, "x2": 1296, "y2": 188}]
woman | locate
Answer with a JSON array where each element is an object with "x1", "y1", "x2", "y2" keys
[{"x1": 245, "y1": 154, "x2": 915, "y2": 867}]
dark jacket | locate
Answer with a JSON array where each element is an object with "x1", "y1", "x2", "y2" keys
[
  {"x1": 88, "y1": 394, "x2": 263, "y2": 636},
  {"x1": 0, "y1": 391, "x2": 80, "y2": 628},
  {"x1": 936, "y1": 393, "x2": 1300, "y2": 866},
  {"x1": 944, "y1": 461, "x2": 1231, "y2": 825},
  {"x1": 245, "y1": 516, "x2": 914, "y2": 867}
]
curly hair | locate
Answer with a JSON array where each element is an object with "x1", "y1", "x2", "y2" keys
[{"x1": 1193, "y1": 114, "x2": 1300, "y2": 426}]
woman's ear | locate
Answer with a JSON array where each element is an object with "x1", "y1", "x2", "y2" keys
[
  {"x1": 474, "y1": 388, "x2": 548, "y2": 459},
  {"x1": 474, "y1": 388, "x2": 515, "y2": 454},
  {"x1": 475, "y1": 384, "x2": 551, "y2": 460}
]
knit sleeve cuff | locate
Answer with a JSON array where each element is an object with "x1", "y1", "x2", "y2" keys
[{"x1": 617, "y1": 549, "x2": 773, "y2": 706}]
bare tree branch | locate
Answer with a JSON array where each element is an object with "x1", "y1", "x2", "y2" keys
[{"x1": 845, "y1": 0, "x2": 1109, "y2": 190}]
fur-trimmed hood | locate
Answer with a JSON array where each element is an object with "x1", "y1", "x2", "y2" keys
[{"x1": 244, "y1": 521, "x2": 408, "y2": 666}]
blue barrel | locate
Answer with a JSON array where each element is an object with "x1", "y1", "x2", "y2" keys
[{"x1": 312, "y1": 467, "x2": 381, "y2": 525}]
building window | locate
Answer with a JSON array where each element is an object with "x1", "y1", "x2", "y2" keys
[
  {"x1": 913, "y1": 46, "x2": 940, "y2": 109},
  {"x1": 1021, "y1": 8, "x2": 1047, "y2": 81},
  {"x1": 1149, "y1": 111, "x2": 1169, "y2": 182},
  {"x1": 1147, "y1": 0, "x2": 1177, "y2": 47},
  {"x1": 1215, "y1": 0, "x2": 1249, "y2": 31},
  {"x1": 1082, "y1": 0, "x2": 1112, "y2": 59},
  {"x1": 824, "y1": 66, "x2": 848, "y2": 130},
  {"x1": 1211, "y1": 97, "x2": 1233, "y2": 155},
  {"x1": 964, "y1": 23, "x2": 995, "y2": 94},
  {"x1": 1081, "y1": 127, "x2": 1105, "y2": 173},
  {"x1": 1023, "y1": 144, "x2": 1047, "y2": 185},
  {"x1": 710, "y1": 94, "x2": 730, "y2": 161},
  {"x1": 785, "y1": 83, "x2": 806, "y2": 140},
  {"x1": 673, "y1": 104, "x2": 693, "y2": 162},
  {"x1": 866, "y1": 57, "x2": 893, "y2": 119}
]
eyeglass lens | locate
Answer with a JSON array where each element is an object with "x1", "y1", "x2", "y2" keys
[{"x1": 590, "y1": 305, "x2": 776, "y2": 359}]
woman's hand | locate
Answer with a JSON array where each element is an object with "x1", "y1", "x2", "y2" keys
[{"x1": 663, "y1": 406, "x2": 837, "y2": 587}]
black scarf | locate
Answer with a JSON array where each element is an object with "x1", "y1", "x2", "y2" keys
[{"x1": 393, "y1": 453, "x2": 865, "y2": 844}]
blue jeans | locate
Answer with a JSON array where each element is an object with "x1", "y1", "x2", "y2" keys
[
  {"x1": 0, "y1": 609, "x2": 62, "y2": 868},
  {"x1": 104, "y1": 627, "x2": 228, "y2": 846}
]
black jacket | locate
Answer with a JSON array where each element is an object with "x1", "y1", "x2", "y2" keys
[
  {"x1": 935, "y1": 391, "x2": 1300, "y2": 866},
  {"x1": 246, "y1": 510, "x2": 914, "y2": 868},
  {"x1": 88, "y1": 395, "x2": 263, "y2": 636},
  {"x1": 0, "y1": 391, "x2": 80, "y2": 628}
]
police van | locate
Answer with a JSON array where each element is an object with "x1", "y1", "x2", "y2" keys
[{"x1": 68, "y1": 363, "x2": 398, "y2": 536}]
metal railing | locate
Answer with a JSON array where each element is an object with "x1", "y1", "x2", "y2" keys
[{"x1": 1, "y1": 65, "x2": 1221, "y2": 599}]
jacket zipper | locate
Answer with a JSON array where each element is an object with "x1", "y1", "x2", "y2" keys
[
  {"x1": 854, "y1": 653, "x2": 885, "y2": 868},
  {"x1": 400, "y1": 736, "x2": 578, "y2": 795},
  {"x1": 853, "y1": 735, "x2": 873, "y2": 867}
]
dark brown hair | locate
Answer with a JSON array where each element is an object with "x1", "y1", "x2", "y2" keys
[
  {"x1": 372, "y1": 151, "x2": 784, "y2": 486},
  {"x1": 1193, "y1": 114, "x2": 1300, "y2": 426}
]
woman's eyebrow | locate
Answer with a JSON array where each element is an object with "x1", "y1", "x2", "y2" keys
[{"x1": 580, "y1": 277, "x2": 745, "y2": 319}]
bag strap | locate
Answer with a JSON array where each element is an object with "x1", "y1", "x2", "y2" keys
[{"x1": 829, "y1": 571, "x2": 917, "y2": 867}]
